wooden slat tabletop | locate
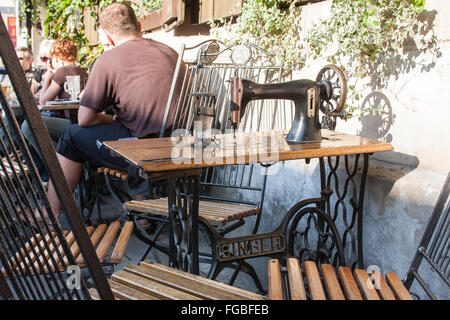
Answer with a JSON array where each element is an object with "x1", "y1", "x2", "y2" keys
[
  {"x1": 103, "y1": 129, "x2": 394, "y2": 174},
  {"x1": 38, "y1": 103, "x2": 80, "y2": 111}
]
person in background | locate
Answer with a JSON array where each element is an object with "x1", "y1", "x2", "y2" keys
[
  {"x1": 78, "y1": 28, "x2": 113, "y2": 101},
  {"x1": 1, "y1": 47, "x2": 39, "y2": 108},
  {"x1": 0, "y1": 47, "x2": 40, "y2": 156},
  {"x1": 38, "y1": 40, "x2": 88, "y2": 106},
  {"x1": 16, "y1": 40, "x2": 55, "y2": 182},
  {"x1": 21, "y1": 40, "x2": 87, "y2": 181},
  {"x1": 15, "y1": 47, "x2": 39, "y2": 95},
  {"x1": 34, "y1": 2, "x2": 185, "y2": 229},
  {"x1": 32, "y1": 39, "x2": 55, "y2": 100}
]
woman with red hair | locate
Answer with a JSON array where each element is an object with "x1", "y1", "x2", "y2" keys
[
  {"x1": 22, "y1": 40, "x2": 88, "y2": 182},
  {"x1": 39, "y1": 40, "x2": 88, "y2": 105}
]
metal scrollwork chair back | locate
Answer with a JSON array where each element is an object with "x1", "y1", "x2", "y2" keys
[
  {"x1": 268, "y1": 172, "x2": 450, "y2": 300},
  {"x1": 0, "y1": 17, "x2": 127, "y2": 300},
  {"x1": 123, "y1": 40, "x2": 288, "y2": 293},
  {"x1": 403, "y1": 172, "x2": 450, "y2": 299}
]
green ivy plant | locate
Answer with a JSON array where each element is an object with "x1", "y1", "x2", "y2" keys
[
  {"x1": 209, "y1": 0, "x2": 304, "y2": 71},
  {"x1": 210, "y1": 0, "x2": 427, "y2": 122},
  {"x1": 18, "y1": 0, "x2": 46, "y2": 46},
  {"x1": 305, "y1": 0, "x2": 426, "y2": 120},
  {"x1": 42, "y1": 0, "x2": 162, "y2": 69}
]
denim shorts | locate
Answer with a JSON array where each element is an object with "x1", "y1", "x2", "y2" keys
[{"x1": 56, "y1": 121, "x2": 134, "y2": 171}]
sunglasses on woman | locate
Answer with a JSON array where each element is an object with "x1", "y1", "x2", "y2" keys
[{"x1": 40, "y1": 56, "x2": 50, "y2": 63}]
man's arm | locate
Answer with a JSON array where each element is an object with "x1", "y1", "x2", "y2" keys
[
  {"x1": 78, "y1": 105, "x2": 115, "y2": 127},
  {"x1": 38, "y1": 71, "x2": 58, "y2": 105}
]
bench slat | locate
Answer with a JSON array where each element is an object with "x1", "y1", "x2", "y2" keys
[
  {"x1": 385, "y1": 272, "x2": 413, "y2": 300},
  {"x1": 108, "y1": 279, "x2": 159, "y2": 300},
  {"x1": 287, "y1": 258, "x2": 306, "y2": 300},
  {"x1": 89, "y1": 288, "x2": 100, "y2": 300},
  {"x1": 371, "y1": 271, "x2": 396, "y2": 300},
  {"x1": 140, "y1": 261, "x2": 266, "y2": 300},
  {"x1": 354, "y1": 269, "x2": 380, "y2": 300},
  {"x1": 304, "y1": 261, "x2": 326, "y2": 300},
  {"x1": 4, "y1": 222, "x2": 130, "y2": 278},
  {"x1": 42, "y1": 231, "x2": 73, "y2": 274},
  {"x1": 321, "y1": 264, "x2": 345, "y2": 300},
  {"x1": 110, "y1": 221, "x2": 134, "y2": 264},
  {"x1": 98, "y1": 167, "x2": 128, "y2": 181},
  {"x1": 111, "y1": 269, "x2": 202, "y2": 300},
  {"x1": 76, "y1": 224, "x2": 107, "y2": 264},
  {"x1": 124, "y1": 198, "x2": 259, "y2": 226},
  {"x1": 20, "y1": 232, "x2": 60, "y2": 275},
  {"x1": 268, "y1": 259, "x2": 412, "y2": 301},
  {"x1": 96, "y1": 221, "x2": 120, "y2": 263},
  {"x1": 1, "y1": 233, "x2": 43, "y2": 277},
  {"x1": 125, "y1": 264, "x2": 241, "y2": 300},
  {"x1": 338, "y1": 266, "x2": 363, "y2": 300},
  {"x1": 0, "y1": 158, "x2": 29, "y2": 178},
  {"x1": 268, "y1": 259, "x2": 283, "y2": 300},
  {"x1": 68, "y1": 226, "x2": 95, "y2": 263}
]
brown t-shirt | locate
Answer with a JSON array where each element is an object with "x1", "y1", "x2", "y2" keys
[
  {"x1": 80, "y1": 38, "x2": 185, "y2": 138},
  {"x1": 52, "y1": 65, "x2": 88, "y2": 100}
]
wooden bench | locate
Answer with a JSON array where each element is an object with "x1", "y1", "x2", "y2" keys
[
  {"x1": 0, "y1": 157, "x2": 28, "y2": 180},
  {"x1": 97, "y1": 167, "x2": 127, "y2": 182},
  {"x1": 268, "y1": 258, "x2": 413, "y2": 300},
  {"x1": 89, "y1": 260, "x2": 267, "y2": 300},
  {"x1": 2, "y1": 221, "x2": 134, "y2": 277},
  {"x1": 124, "y1": 198, "x2": 260, "y2": 228}
]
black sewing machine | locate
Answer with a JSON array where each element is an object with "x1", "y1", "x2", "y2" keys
[{"x1": 230, "y1": 65, "x2": 348, "y2": 144}]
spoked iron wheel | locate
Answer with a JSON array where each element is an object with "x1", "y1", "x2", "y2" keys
[
  {"x1": 193, "y1": 218, "x2": 218, "y2": 278},
  {"x1": 316, "y1": 64, "x2": 348, "y2": 130},
  {"x1": 74, "y1": 163, "x2": 98, "y2": 224},
  {"x1": 287, "y1": 206, "x2": 346, "y2": 267}
]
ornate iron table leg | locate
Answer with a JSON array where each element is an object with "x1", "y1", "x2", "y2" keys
[
  {"x1": 167, "y1": 173, "x2": 200, "y2": 275},
  {"x1": 319, "y1": 154, "x2": 370, "y2": 269}
]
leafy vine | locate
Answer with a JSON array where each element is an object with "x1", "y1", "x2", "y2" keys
[
  {"x1": 210, "y1": 0, "x2": 428, "y2": 121},
  {"x1": 305, "y1": 0, "x2": 426, "y2": 119},
  {"x1": 40, "y1": 0, "x2": 162, "y2": 68},
  {"x1": 209, "y1": 0, "x2": 304, "y2": 72}
]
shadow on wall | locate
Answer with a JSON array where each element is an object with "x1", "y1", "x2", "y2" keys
[
  {"x1": 358, "y1": 91, "x2": 395, "y2": 143},
  {"x1": 353, "y1": 9, "x2": 440, "y2": 166},
  {"x1": 356, "y1": 91, "x2": 420, "y2": 168},
  {"x1": 355, "y1": 90, "x2": 420, "y2": 215},
  {"x1": 364, "y1": 9, "x2": 440, "y2": 91}
]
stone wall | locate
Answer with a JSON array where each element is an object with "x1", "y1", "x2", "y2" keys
[{"x1": 144, "y1": 0, "x2": 449, "y2": 298}]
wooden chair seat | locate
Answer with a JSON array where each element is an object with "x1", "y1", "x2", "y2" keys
[
  {"x1": 124, "y1": 198, "x2": 260, "y2": 227},
  {"x1": 268, "y1": 258, "x2": 413, "y2": 300},
  {"x1": 2, "y1": 221, "x2": 133, "y2": 277},
  {"x1": 89, "y1": 260, "x2": 267, "y2": 300},
  {"x1": 1, "y1": 157, "x2": 28, "y2": 180},
  {"x1": 97, "y1": 167, "x2": 127, "y2": 181}
]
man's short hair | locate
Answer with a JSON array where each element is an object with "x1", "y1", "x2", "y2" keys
[
  {"x1": 99, "y1": 2, "x2": 139, "y2": 36},
  {"x1": 16, "y1": 47, "x2": 33, "y2": 59}
]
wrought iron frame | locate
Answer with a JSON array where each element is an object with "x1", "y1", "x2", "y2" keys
[
  {"x1": 167, "y1": 172, "x2": 200, "y2": 274},
  {"x1": 123, "y1": 40, "x2": 373, "y2": 291},
  {"x1": 199, "y1": 154, "x2": 370, "y2": 272},
  {"x1": 0, "y1": 18, "x2": 113, "y2": 300},
  {"x1": 403, "y1": 172, "x2": 450, "y2": 299},
  {"x1": 151, "y1": 152, "x2": 373, "y2": 295},
  {"x1": 126, "y1": 40, "x2": 284, "y2": 285}
]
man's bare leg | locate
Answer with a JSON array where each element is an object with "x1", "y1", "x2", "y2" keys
[{"x1": 46, "y1": 153, "x2": 83, "y2": 220}]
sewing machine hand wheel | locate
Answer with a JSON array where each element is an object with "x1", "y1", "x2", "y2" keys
[{"x1": 316, "y1": 64, "x2": 347, "y2": 115}]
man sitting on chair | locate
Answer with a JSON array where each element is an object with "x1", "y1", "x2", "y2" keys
[{"x1": 40, "y1": 2, "x2": 185, "y2": 228}]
